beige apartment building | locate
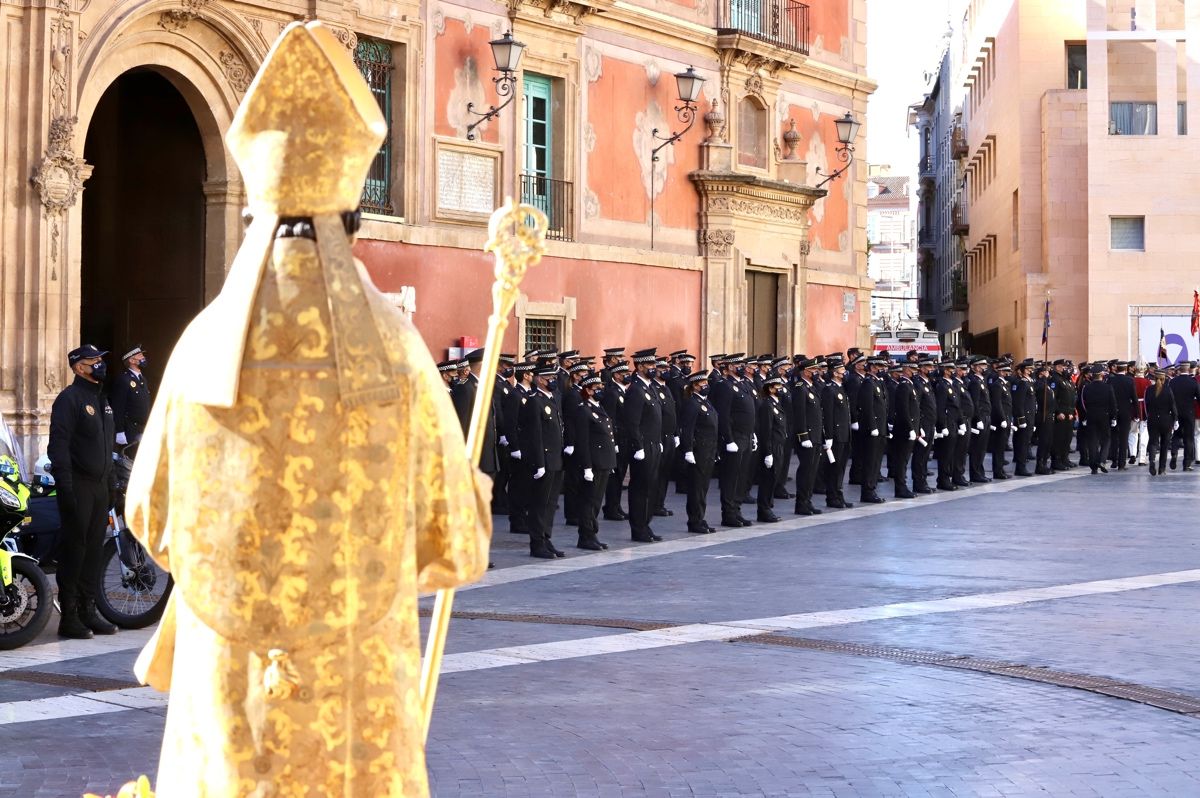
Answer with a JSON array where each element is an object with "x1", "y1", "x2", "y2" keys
[{"x1": 954, "y1": 0, "x2": 1199, "y2": 361}]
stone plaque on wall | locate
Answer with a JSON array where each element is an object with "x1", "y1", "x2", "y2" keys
[{"x1": 436, "y1": 144, "x2": 498, "y2": 220}]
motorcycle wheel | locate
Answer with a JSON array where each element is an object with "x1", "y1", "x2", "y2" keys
[
  {"x1": 95, "y1": 538, "x2": 173, "y2": 629},
  {"x1": 0, "y1": 557, "x2": 53, "y2": 650}
]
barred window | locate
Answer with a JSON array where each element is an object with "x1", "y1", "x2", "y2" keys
[
  {"x1": 354, "y1": 38, "x2": 395, "y2": 215},
  {"x1": 524, "y1": 318, "x2": 561, "y2": 354}
]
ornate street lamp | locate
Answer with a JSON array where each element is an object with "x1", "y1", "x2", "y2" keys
[
  {"x1": 814, "y1": 112, "x2": 862, "y2": 188},
  {"x1": 649, "y1": 66, "x2": 705, "y2": 249},
  {"x1": 465, "y1": 32, "x2": 527, "y2": 141}
]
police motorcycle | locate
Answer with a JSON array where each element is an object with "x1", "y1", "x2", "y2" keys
[
  {"x1": 94, "y1": 444, "x2": 172, "y2": 628},
  {"x1": 0, "y1": 450, "x2": 53, "y2": 649}
]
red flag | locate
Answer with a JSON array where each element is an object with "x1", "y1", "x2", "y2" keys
[{"x1": 1191, "y1": 290, "x2": 1199, "y2": 336}]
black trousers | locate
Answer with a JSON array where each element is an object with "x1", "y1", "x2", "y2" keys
[
  {"x1": 738, "y1": 438, "x2": 756, "y2": 502},
  {"x1": 685, "y1": 459, "x2": 715, "y2": 530},
  {"x1": 562, "y1": 454, "x2": 579, "y2": 523},
  {"x1": 969, "y1": 426, "x2": 989, "y2": 480},
  {"x1": 911, "y1": 436, "x2": 932, "y2": 490},
  {"x1": 849, "y1": 428, "x2": 864, "y2": 484},
  {"x1": 576, "y1": 468, "x2": 609, "y2": 542},
  {"x1": 794, "y1": 442, "x2": 819, "y2": 509},
  {"x1": 492, "y1": 449, "x2": 512, "y2": 513},
  {"x1": 528, "y1": 468, "x2": 564, "y2": 552},
  {"x1": 825, "y1": 442, "x2": 849, "y2": 505},
  {"x1": 889, "y1": 438, "x2": 914, "y2": 492},
  {"x1": 56, "y1": 475, "x2": 109, "y2": 610},
  {"x1": 603, "y1": 453, "x2": 629, "y2": 516},
  {"x1": 1035, "y1": 419, "x2": 1053, "y2": 467},
  {"x1": 719, "y1": 436, "x2": 751, "y2": 520},
  {"x1": 989, "y1": 427, "x2": 1009, "y2": 476},
  {"x1": 1085, "y1": 421, "x2": 1111, "y2": 469},
  {"x1": 1012, "y1": 424, "x2": 1032, "y2": 472},
  {"x1": 507, "y1": 459, "x2": 532, "y2": 533},
  {"x1": 1113, "y1": 417, "x2": 1132, "y2": 466},
  {"x1": 756, "y1": 448, "x2": 781, "y2": 515},
  {"x1": 1148, "y1": 422, "x2": 1172, "y2": 470},
  {"x1": 860, "y1": 433, "x2": 885, "y2": 499},
  {"x1": 1176, "y1": 415, "x2": 1197, "y2": 466},
  {"x1": 653, "y1": 434, "x2": 677, "y2": 512},
  {"x1": 955, "y1": 428, "x2": 972, "y2": 481},
  {"x1": 1053, "y1": 418, "x2": 1075, "y2": 466},
  {"x1": 627, "y1": 446, "x2": 662, "y2": 538},
  {"x1": 936, "y1": 433, "x2": 957, "y2": 487},
  {"x1": 775, "y1": 435, "x2": 793, "y2": 497}
]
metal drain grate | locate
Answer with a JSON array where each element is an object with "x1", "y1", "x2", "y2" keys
[
  {"x1": 736, "y1": 634, "x2": 1200, "y2": 719},
  {"x1": 0, "y1": 669, "x2": 140, "y2": 692}
]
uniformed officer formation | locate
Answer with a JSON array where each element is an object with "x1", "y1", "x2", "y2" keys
[
  {"x1": 46, "y1": 344, "x2": 151, "y2": 638},
  {"x1": 436, "y1": 346, "x2": 1197, "y2": 559}
]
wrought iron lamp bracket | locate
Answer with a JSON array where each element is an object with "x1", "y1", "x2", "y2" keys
[{"x1": 465, "y1": 73, "x2": 518, "y2": 141}]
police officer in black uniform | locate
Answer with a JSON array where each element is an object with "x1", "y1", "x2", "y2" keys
[
  {"x1": 601, "y1": 363, "x2": 631, "y2": 520},
  {"x1": 966, "y1": 356, "x2": 993, "y2": 483},
  {"x1": 1011, "y1": 359, "x2": 1037, "y2": 476},
  {"x1": 569, "y1": 375, "x2": 615, "y2": 550},
  {"x1": 109, "y1": 345, "x2": 151, "y2": 447},
  {"x1": 519, "y1": 366, "x2": 566, "y2": 559},
  {"x1": 712, "y1": 355, "x2": 756, "y2": 527},
  {"x1": 492, "y1": 354, "x2": 517, "y2": 513},
  {"x1": 1168, "y1": 363, "x2": 1200, "y2": 470},
  {"x1": 1080, "y1": 364, "x2": 1116, "y2": 474},
  {"x1": 505, "y1": 362, "x2": 536, "y2": 535},
  {"x1": 953, "y1": 359, "x2": 974, "y2": 487},
  {"x1": 934, "y1": 360, "x2": 963, "y2": 490},
  {"x1": 821, "y1": 357, "x2": 853, "y2": 509},
  {"x1": 791, "y1": 357, "x2": 825, "y2": 515},
  {"x1": 988, "y1": 361, "x2": 1014, "y2": 479},
  {"x1": 48, "y1": 345, "x2": 118, "y2": 639},
  {"x1": 652, "y1": 358, "x2": 679, "y2": 517},
  {"x1": 911, "y1": 355, "x2": 938, "y2": 493},
  {"x1": 754, "y1": 376, "x2": 787, "y2": 522},
  {"x1": 623, "y1": 349, "x2": 664, "y2": 542},
  {"x1": 888, "y1": 362, "x2": 920, "y2": 499},
  {"x1": 679, "y1": 372, "x2": 718, "y2": 533},
  {"x1": 1108, "y1": 361, "x2": 1138, "y2": 470}
]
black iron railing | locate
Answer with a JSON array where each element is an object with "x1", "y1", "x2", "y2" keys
[
  {"x1": 950, "y1": 271, "x2": 968, "y2": 311},
  {"x1": 520, "y1": 174, "x2": 574, "y2": 242},
  {"x1": 354, "y1": 38, "x2": 395, "y2": 215},
  {"x1": 719, "y1": 0, "x2": 810, "y2": 56}
]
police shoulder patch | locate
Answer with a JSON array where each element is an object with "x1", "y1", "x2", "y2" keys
[
  {"x1": 544, "y1": 406, "x2": 552, "y2": 415},
  {"x1": 130, "y1": 380, "x2": 137, "y2": 389},
  {"x1": 85, "y1": 405, "x2": 95, "y2": 416},
  {"x1": 837, "y1": 393, "x2": 844, "y2": 401}
]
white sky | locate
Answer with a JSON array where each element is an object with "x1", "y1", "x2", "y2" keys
[{"x1": 865, "y1": 0, "x2": 957, "y2": 173}]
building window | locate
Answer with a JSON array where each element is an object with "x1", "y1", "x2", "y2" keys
[
  {"x1": 524, "y1": 317, "x2": 561, "y2": 354},
  {"x1": 1066, "y1": 43, "x2": 1087, "y2": 89},
  {"x1": 1011, "y1": 189, "x2": 1019, "y2": 251},
  {"x1": 1110, "y1": 217, "x2": 1145, "y2": 251},
  {"x1": 520, "y1": 73, "x2": 573, "y2": 241},
  {"x1": 354, "y1": 38, "x2": 396, "y2": 215},
  {"x1": 737, "y1": 97, "x2": 767, "y2": 169},
  {"x1": 1110, "y1": 102, "x2": 1158, "y2": 135}
]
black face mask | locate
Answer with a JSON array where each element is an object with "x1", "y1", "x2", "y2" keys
[
  {"x1": 697, "y1": 387, "x2": 709, "y2": 397},
  {"x1": 89, "y1": 361, "x2": 108, "y2": 381},
  {"x1": 546, "y1": 379, "x2": 558, "y2": 392},
  {"x1": 501, "y1": 367, "x2": 515, "y2": 379}
]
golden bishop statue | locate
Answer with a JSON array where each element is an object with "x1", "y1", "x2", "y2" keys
[{"x1": 126, "y1": 21, "x2": 491, "y2": 797}]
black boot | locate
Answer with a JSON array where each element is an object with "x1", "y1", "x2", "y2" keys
[
  {"x1": 57, "y1": 600, "x2": 94, "y2": 640},
  {"x1": 79, "y1": 598, "x2": 117, "y2": 635}
]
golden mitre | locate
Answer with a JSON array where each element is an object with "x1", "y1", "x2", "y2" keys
[{"x1": 228, "y1": 20, "x2": 387, "y2": 215}]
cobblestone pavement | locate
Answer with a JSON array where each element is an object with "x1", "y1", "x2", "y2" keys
[{"x1": 4, "y1": 462, "x2": 1200, "y2": 797}]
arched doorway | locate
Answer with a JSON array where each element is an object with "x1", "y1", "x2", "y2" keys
[{"x1": 81, "y1": 69, "x2": 206, "y2": 375}]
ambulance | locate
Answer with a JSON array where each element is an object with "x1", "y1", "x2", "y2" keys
[{"x1": 872, "y1": 322, "x2": 943, "y2": 362}]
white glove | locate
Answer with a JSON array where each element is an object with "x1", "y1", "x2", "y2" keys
[
  {"x1": 823, "y1": 439, "x2": 833, "y2": 449},
  {"x1": 116, "y1": 432, "x2": 128, "y2": 446},
  {"x1": 1111, "y1": 419, "x2": 1117, "y2": 428},
  {"x1": 1019, "y1": 423, "x2": 1027, "y2": 429},
  {"x1": 976, "y1": 420, "x2": 985, "y2": 430},
  {"x1": 673, "y1": 436, "x2": 680, "y2": 447},
  {"x1": 533, "y1": 467, "x2": 546, "y2": 480},
  {"x1": 764, "y1": 454, "x2": 774, "y2": 468},
  {"x1": 1000, "y1": 421, "x2": 1008, "y2": 429},
  {"x1": 684, "y1": 451, "x2": 696, "y2": 465},
  {"x1": 633, "y1": 448, "x2": 646, "y2": 461},
  {"x1": 659, "y1": 442, "x2": 664, "y2": 453},
  {"x1": 989, "y1": 425, "x2": 997, "y2": 431},
  {"x1": 940, "y1": 428, "x2": 949, "y2": 437},
  {"x1": 583, "y1": 468, "x2": 594, "y2": 482},
  {"x1": 908, "y1": 430, "x2": 917, "y2": 441},
  {"x1": 958, "y1": 424, "x2": 967, "y2": 436},
  {"x1": 510, "y1": 449, "x2": 522, "y2": 460},
  {"x1": 564, "y1": 445, "x2": 575, "y2": 455},
  {"x1": 851, "y1": 422, "x2": 860, "y2": 431},
  {"x1": 971, "y1": 427, "x2": 980, "y2": 435},
  {"x1": 1082, "y1": 420, "x2": 1087, "y2": 427},
  {"x1": 726, "y1": 442, "x2": 739, "y2": 453},
  {"x1": 801, "y1": 439, "x2": 813, "y2": 449},
  {"x1": 1174, "y1": 422, "x2": 1180, "y2": 431},
  {"x1": 499, "y1": 435, "x2": 508, "y2": 446},
  {"x1": 920, "y1": 429, "x2": 927, "y2": 439},
  {"x1": 888, "y1": 424, "x2": 894, "y2": 432},
  {"x1": 870, "y1": 429, "x2": 879, "y2": 437},
  {"x1": 752, "y1": 434, "x2": 758, "y2": 451}
]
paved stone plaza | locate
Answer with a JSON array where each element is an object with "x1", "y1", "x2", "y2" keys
[{"x1": 3, "y1": 465, "x2": 1200, "y2": 797}]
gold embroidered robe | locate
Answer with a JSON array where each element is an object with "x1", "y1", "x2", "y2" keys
[{"x1": 128, "y1": 235, "x2": 490, "y2": 797}]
